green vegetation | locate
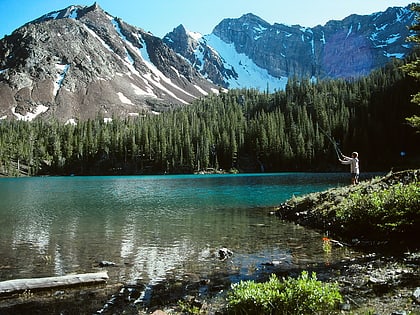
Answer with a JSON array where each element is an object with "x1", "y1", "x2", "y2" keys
[
  {"x1": 226, "y1": 271, "x2": 342, "y2": 315},
  {"x1": 274, "y1": 170, "x2": 420, "y2": 314},
  {"x1": 1, "y1": 56, "x2": 419, "y2": 176},
  {"x1": 401, "y1": 3, "x2": 420, "y2": 129},
  {"x1": 177, "y1": 299, "x2": 201, "y2": 315},
  {"x1": 338, "y1": 181, "x2": 420, "y2": 235},
  {"x1": 279, "y1": 170, "x2": 420, "y2": 243}
]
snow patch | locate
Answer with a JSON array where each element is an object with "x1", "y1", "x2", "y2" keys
[
  {"x1": 310, "y1": 37, "x2": 315, "y2": 55},
  {"x1": 170, "y1": 66, "x2": 181, "y2": 78},
  {"x1": 191, "y1": 45, "x2": 206, "y2": 73},
  {"x1": 84, "y1": 25, "x2": 114, "y2": 52},
  {"x1": 45, "y1": 12, "x2": 60, "y2": 20},
  {"x1": 67, "y1": 7, "x2": 79, "y2": 19},
  {"x1": 131, "y1": 83, "x2": 156, "y2": 97},
  {"x1": 254, "y1": 24, "x2": 267, "y2": 33},
  {"x1": 117, "y1": 92, "x2": 134, "y2": 105},
  {"x1": 320, "y1": 31, "x2": 326, "y2": 44},
  {"x1": 187, "y1": 30, "x2": 202, "y2": 41},
  {"x1": 384, "y1": 52, "x2": 405, "y2": 58},
  {"x1": 346, "y1": 25, "x2": 353, "y2": 39},
  {"x1": 65, "y1": 119, "x2": 77, "y2": 126},
  {"x1": 375, "y1": 24, "x2": 388, "y2": 32},
  {"x1": 12, "y1": 105, "x2": 49, "y2": 121},
  {"x1": 54, "y1": 64, "x2": 70, "y2": 96},
  {"x1": 203, "y1": 34, "x2": 288, "y2": 92},
  {"x1": 42, "y1": 6, "x2": 79, "y2": 21},
  {"x1": 194, "y1": 84, "x2": 208, "y2": 96},
  {"x1": 138, "y1": 45, "x2": 191, "y2": 104},
  {"x1": 385, "y1": 33, "x2": 401, "y2": 44},
  {"x1": 111, "y1": 19, "x2": 192, "y2": 104},
  {"x1": 253, "y1": 24, "x2": 267, "y2": 40}
]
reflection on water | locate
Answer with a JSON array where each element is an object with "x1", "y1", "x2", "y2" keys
[{"x1": 0, "y1": 173, "x2": 355, "y2": 289}]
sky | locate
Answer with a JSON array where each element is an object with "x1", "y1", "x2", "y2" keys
[{"x1": 0, "y1": 0, "x2": 416, "y2": 39}]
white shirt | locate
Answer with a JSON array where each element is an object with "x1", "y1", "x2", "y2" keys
[{"x1": 340, "y1": 156, "x2": 359, "y2": 174}]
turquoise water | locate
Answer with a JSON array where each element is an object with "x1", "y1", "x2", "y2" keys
[{"x1": 0, "y1": 173, "x2": 354, "y2": 289}]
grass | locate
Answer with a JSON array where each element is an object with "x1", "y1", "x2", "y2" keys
[
  {"x1": 279, "y1": 170, "x2": 420, "y2": 243},
  {"x1": 226, "y1": 271, "x2": 342, "y2": 315},
  {"x1": 338, "y1": 181, "x2": 420, "y2": 235}
]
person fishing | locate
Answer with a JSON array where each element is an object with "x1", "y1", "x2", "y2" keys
[
  {"x1": 339, "y1": 152, "x2": 359, "y2": 185},
  {"x1": 318, "y1": 125, "x2": 360, "y2": 184}
]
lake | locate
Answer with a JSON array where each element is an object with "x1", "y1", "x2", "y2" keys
[{"x1": 0, "y1": 173, "x2": 359, "y2": 307}]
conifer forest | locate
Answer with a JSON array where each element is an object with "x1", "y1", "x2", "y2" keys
[{"x1": 0, "y1": 56, "x2": 419, "y2": 176}]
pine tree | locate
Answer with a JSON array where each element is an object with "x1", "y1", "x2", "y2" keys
[{"x1": 401, "y1": 3, "x2": 420, "y2": 129}]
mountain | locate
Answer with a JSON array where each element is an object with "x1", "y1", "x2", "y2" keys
[
  {"x1": 163, "y1": 6, "x2": 416, "y2": 91},
  {"x1": 0, "y1": 3, "x2": 218, "y2": 122},
  {"x1": 0, "y1": 4, "x2": 416, "y2": 122}
]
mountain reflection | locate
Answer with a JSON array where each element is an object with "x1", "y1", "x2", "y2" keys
[{"x1": 0, "y1": 174, "x2": 355, "y2": 285}]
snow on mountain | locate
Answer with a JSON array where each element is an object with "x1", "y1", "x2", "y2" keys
[
  {"x1": 0, "y1": 4, "x2": 218, "y2": 122},
  {"x1": 0, "y1": 3, "x2": 417, "y2": 122},
  {"x1": 164, "y1": 6, "x2": 416, "y2": 92},
  {"x1": 203, "y1": 34, "x2": 288, "y2": 91}
]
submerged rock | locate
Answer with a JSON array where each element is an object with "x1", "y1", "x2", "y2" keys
[
  {"x1": 98, "y1": 260, "x2": 117, "y2": 267},
  {"x1": 218, "y1": 248, "x2": 233, "y2": 261},
  {"x1": 413, "y1": 287, "x2": 420, "y2": 304}
]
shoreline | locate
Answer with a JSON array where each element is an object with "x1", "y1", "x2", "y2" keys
[{"x1": 1, "y1": 169, "x2": 419, "y2": 314}]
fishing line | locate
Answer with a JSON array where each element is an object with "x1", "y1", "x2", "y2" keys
[{"x1": 318, "y1": 125, "x2": 343, "y2": 159}]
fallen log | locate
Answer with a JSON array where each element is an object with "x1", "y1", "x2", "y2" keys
[{"x1": 0, "y1": 271, "x2": 109, "y2": 295}]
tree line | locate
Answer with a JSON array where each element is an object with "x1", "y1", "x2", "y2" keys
[{"x1": 0, "y1": 56, "x2": 419, "y2": 176}]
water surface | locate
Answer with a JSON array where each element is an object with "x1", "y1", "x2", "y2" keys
[{"x1": 0, "y1": 173, "x2": 355, "y2": 291}]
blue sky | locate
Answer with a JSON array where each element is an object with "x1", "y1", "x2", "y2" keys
[{"x1": 0, "y1": 0, "x2": 416, "y2": 39}]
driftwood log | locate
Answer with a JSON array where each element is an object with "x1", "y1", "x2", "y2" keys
[{"x1": 0, "y1": 271, "x2": 109, "y2": 295}]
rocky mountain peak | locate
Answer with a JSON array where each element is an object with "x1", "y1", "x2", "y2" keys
[
  {"x1": 212, "y1": 13, "x2": 271, "y2": 47},
  {"x1": 164, "y1": 5, "x2": 416, "y2": 91},
  {"x1": 163, "y1": 24, "x2": 237, "y2": 88},
  {"x1": 0, "y1": 4, "x2": 217, "y2": 122},
  {"x1": 236, "y1": 13, "x2": 271, "y2": 28},
  {"x1": 30, "y1": 2, "x2": 102, "y2": 25},
  {"x1": 171, "y1": 24, "x2": 188, "y2": 36},
  {"x1": 0, "y1": 4, "x2": 416, "y2": 122}
]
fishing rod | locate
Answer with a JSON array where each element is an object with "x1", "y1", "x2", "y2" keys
[{"x1": 318, "y1": 125, "x2": 343, "y2": 160}]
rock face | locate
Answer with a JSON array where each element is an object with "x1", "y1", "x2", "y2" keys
[
  {"x1": 164, "y1": 25, "x2": 236, "y2": 87},
  {"x1": 0, "y1": 4, "x2": 217, "y2": 122},
  {"x1": 164, "y1": 6, "x2": 416, "y2": 90},
  {"x1": 0, "y1": 4, "x2": 416, "y2": 122}
]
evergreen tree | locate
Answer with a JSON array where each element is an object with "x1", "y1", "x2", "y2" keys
[
  {"x1": 401, "y1": 3, "x2": 420, "y2": 129},
  {"x1": 0, "y1": 52, "x2": 419, "y2": 176}
]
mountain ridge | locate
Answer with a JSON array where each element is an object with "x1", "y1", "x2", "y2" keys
[
  {"x1": 0, "y1": 3, "x2": 417, "y2": 122},
  {"x1": 164, "y1": 5, "x2": 416, "y2": 91},
  {"x1": 0, "y1": 3, "x2": 218, "y2": 122}
]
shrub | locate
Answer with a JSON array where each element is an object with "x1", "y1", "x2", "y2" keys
[
  {"x1": 337, "y1": 182, "x2": 420, "y2": 235},
  {"x1": 177, "y1": 299, "x2": 201, "y2": 314},
  {"x1": 227, "y1": 271, "x2": 342, "y2": 315}
]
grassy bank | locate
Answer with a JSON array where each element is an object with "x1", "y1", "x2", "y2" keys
[
  {"x1": 276, "y1": 169, "x2": 420, "y2": 250},
  {"x1": 215, "y1": 170, "x2": 420, "y2": 315}
]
